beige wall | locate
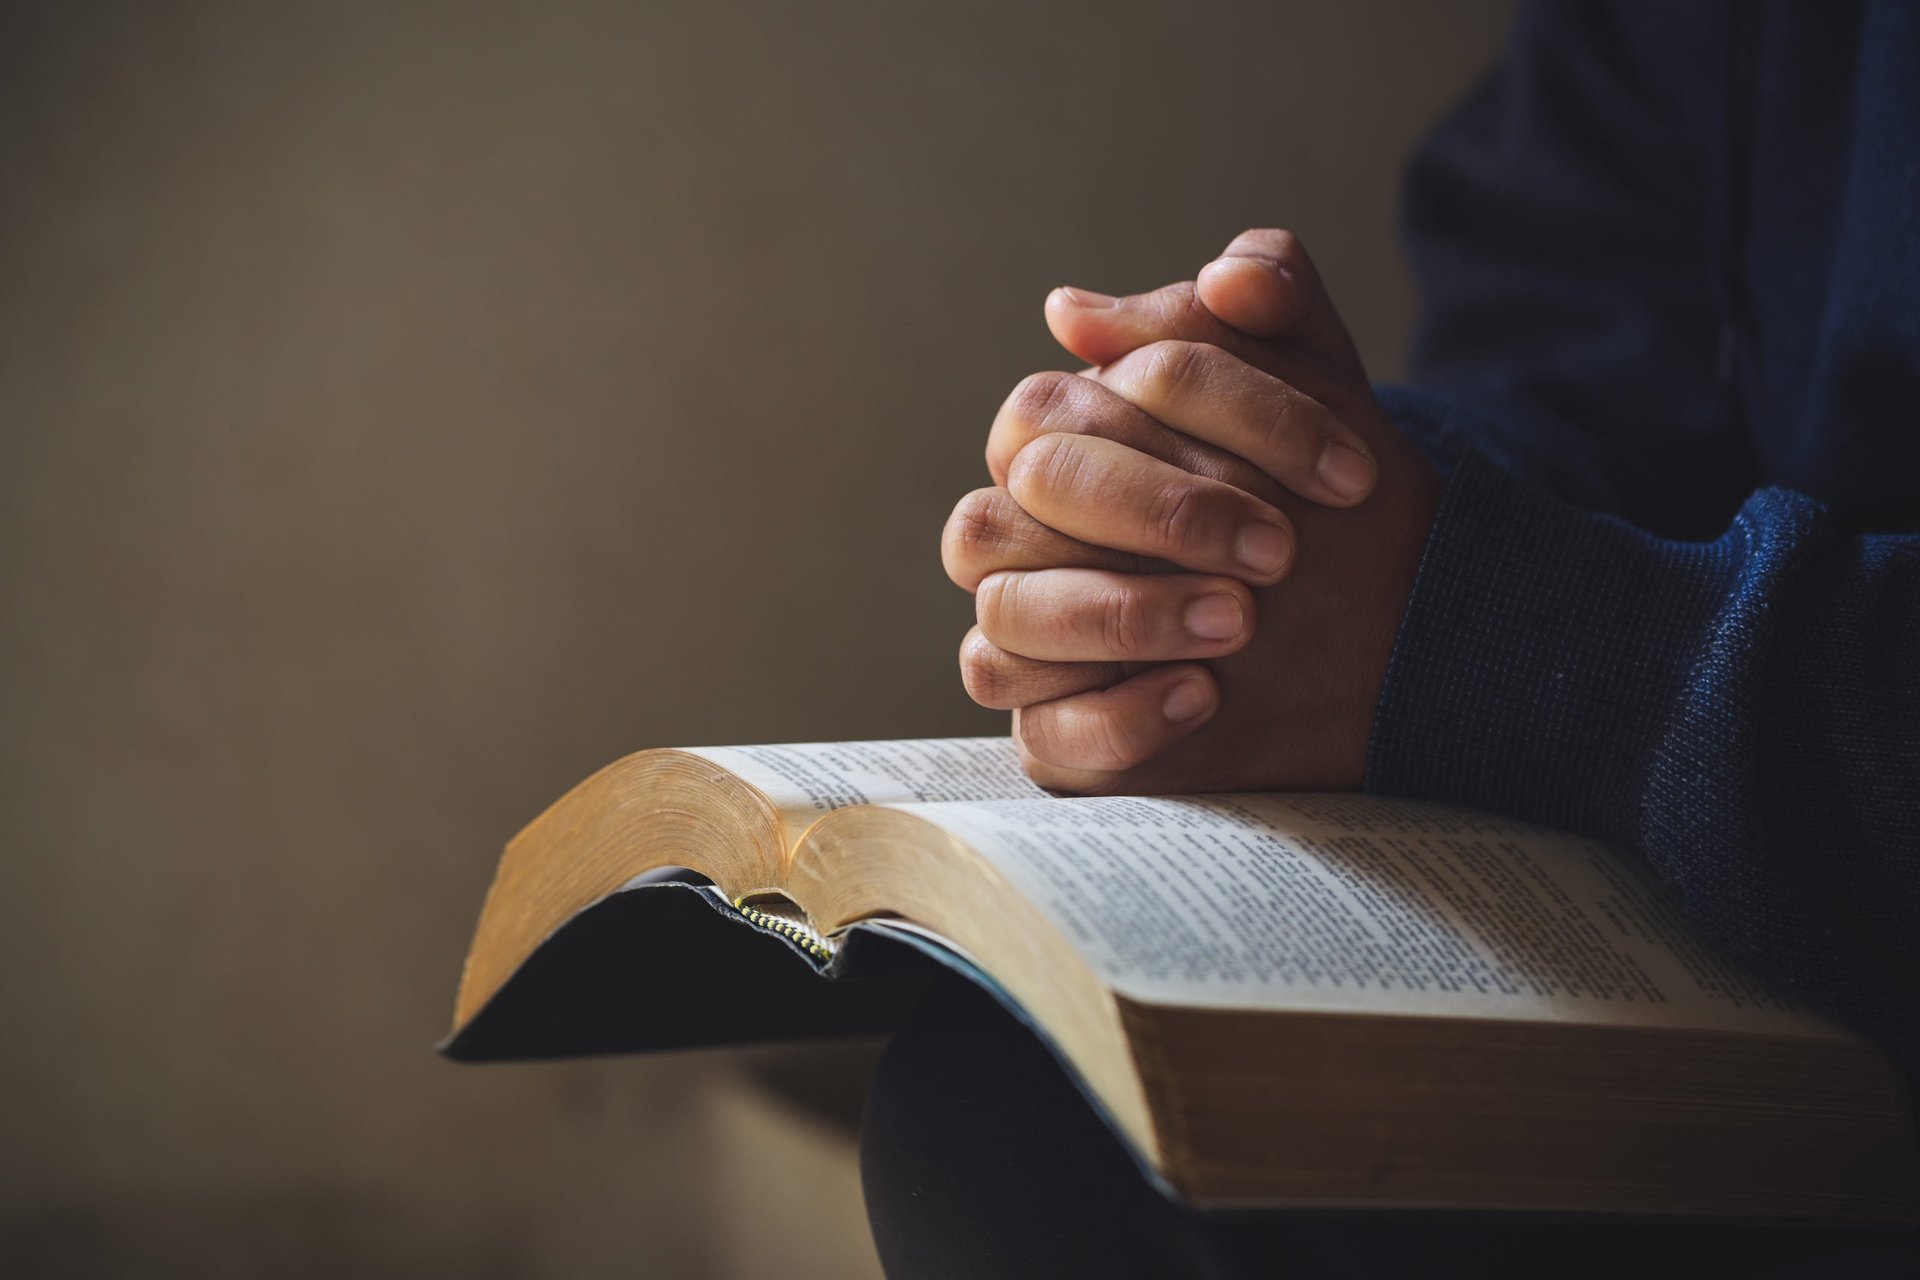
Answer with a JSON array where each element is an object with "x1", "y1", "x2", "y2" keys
[{"x1": 0, "y1": 2, "x2": 1509, "y2": 1275}]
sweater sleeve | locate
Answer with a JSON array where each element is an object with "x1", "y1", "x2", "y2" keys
[
  {"x1": 1365, "y1": 423, "x2": 1920, "y2": 1069},
  {"x1": 1366, "y1": 3, "x2": 1920, "y2": 1067}
]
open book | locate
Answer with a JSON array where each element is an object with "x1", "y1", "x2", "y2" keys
[{"x1": 445, "y1": 737, "x2": 1917, "y2": 1221}]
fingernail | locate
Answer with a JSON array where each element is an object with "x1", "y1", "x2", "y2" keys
[
  {"x1": 1234, "y1": 522, "x2": 1292, "y2": 576},
  {"x1": 1317, "y1": 441, "x2": 1376, "y2": 501},
  {"x1": 1056, "y1": 286, "x2": 1117, "y2": 309},
  {"x1": 1184, "y1": 592, "x2": 1244, "y2": 642},
  {"x1": 1163, "y1": 676, "x2": 1215, "y2": 723}
]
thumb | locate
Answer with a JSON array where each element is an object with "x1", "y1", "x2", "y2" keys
[
  {"x1": 1044, "y1": 230, "x2": 1368, "y2": 391},
  {"x1": 1044, "y1": 279, "x2": 1264, "y2": 370},
  {"x1": 1195, "y1": 229, "x2": 1365, "y2": 381}
]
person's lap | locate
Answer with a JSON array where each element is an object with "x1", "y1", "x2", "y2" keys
[{"x1": 860, "y1": 975, "x2": 1917, "y2": 1279}]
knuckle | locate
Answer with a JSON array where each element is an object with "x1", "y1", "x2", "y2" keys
[
  {"x1": 1087, "y1": 712, "x2": 1147, "y2": 771},
  {"x1": 1053, "y1": 702, "x2": 1150, "y2": 773},
  {"x1": 1255, "y1": 389, "x2": 1341, "y2": 483},
  {"x1": 1137, "y1": 339, "x2": 1209, "y2": 399},
  {"x1": 1017, "y1": 704, "x2": 1146, "y2": 780},
  {"x1": 958, "y1": 630, "x2": 1011, "y2": 706},
  {"x1": 942, "y1": 487, "x2": 1010, "y2": 585},
  {"x1": 1014, "y1": 707, "x2": 1061, "y2": 762},
  {"x1": 1089, "y1": 717, "x2": 1153, "y2": 771},
  {"x1": 973, "y1": 572, "x2": 1013, "y2": 639},
  {"x1": 1006, "y1": 431, "x2": 1085, "y2": 504},
  {"x1": 1016, "y1": 704, "x2": 1078, "y2": 769},
  {"x1": 1249, "y1": 394, "x2": 1312, "y2": 467},
  {"x1": 1013, "y1": 722, "x2": 1077, "y2": 786},
  {"x1": 989, "y1": 371, "x2": 1080, "y2": 480},
  {"x1": 1170, "y1": 282, "x2": 1216, "y2": 339},
  {"x1": 1004, "y1": 370, "x2": 1079, "y2": 437},
  {"x1": 1095, "y1": 584, "x2": 1157, "y2": 659},
  {"x1": 1142, "y1": 481, "x2": 1206, "y2": 556}
]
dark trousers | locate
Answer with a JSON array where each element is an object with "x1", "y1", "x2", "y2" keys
[{"x1": 860, "y1": 976, "x2": 1918, "y2": 1279}]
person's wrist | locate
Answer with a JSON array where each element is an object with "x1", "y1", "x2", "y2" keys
[{"x1": 1373, "y1": 383, "x2": 1473, "y2": 479}]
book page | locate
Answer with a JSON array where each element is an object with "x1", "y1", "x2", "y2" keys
[
  {"x1": 687, "y1": 737, "x2": 1044, "y2": 843},
  {"x1": 905, "y1": 793, "x2": 1831, "y2": 1035}
]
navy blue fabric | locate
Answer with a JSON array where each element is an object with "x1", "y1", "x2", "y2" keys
[{"x1": 1367, "y1": 0, "x2": 1920, "y2": 1070}]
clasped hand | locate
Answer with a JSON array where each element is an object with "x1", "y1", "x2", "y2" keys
[{"x1": 943, "y1": 231, "x2": 1443, "y2": 795}]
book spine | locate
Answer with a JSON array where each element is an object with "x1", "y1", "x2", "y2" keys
[{"x1": 732, "y1": 897, "x2": 835, "y2": 961}]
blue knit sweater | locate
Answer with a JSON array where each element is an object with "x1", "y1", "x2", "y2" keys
[{"x1": 1366, "y1": 1, "x2": 1920, "y2": 1071}]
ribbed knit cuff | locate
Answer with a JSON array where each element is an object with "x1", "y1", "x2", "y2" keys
[{"x1": 1364, "y1": 448, "x2": 1750, "y2": 840}]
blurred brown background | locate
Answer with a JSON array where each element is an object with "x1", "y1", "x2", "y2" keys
[{"x1": 0, "y1": 1, "x2": 1509, "y2": 1275}]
